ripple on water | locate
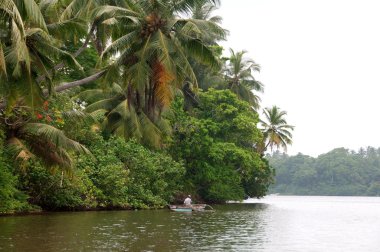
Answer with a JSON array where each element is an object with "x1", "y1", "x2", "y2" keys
[{"x1": 1, "y1": 197, "x2": 380, "y2": 251}]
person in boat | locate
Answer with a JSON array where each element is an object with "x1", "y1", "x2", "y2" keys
[{"x1": 184, "y1": 195, "x2": 192, "y2": 206}]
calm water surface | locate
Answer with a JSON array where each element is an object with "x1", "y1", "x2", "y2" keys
[{"x1": 1, "y1": 196, "x2": 380, "y2": 251}]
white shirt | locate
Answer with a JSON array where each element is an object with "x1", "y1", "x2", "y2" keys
[{"x1": 184, "y1": 197, "x2": 192, "y2": 205}]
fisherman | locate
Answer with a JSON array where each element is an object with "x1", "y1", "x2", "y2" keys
[{"x1": 184, "y1": 195, "x2": 192, "y2": 206}]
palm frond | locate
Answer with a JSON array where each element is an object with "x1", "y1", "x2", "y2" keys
[
  {"x1": 101, "y1": 30, "x2": 139, "y2": 59},
  {"x1": 153, "y1": 61, "x2": 174, "y2": 109},
  {"x1": 153, "y1": 30, "x2": 175, "y2": 72},
  {"x1": 181, "y1": 38, "x2": 220, "y2": 70},
  {"x1": 92, "y1": 5, "x2": 139, "y2": 22},
  {"x1": 76, "y1": 89, "x2": 109, "y2": 103},
  {"x1": 21, "y1": 0, "x2": 48, "y2": 31},
  {"x1": 61, "y1": 110, "x2": 96, "y2": 124},
  {"x1": 85, "y1": 96, "x2": 123, "y2": 113},
  {"x1": 20, "y1": 123, "x2": 90, "y2": 155},
  {"x1": 47, "y1": 18, "x2": 87, "y2": 39},
  {"x1": 171, "y1": 0, "x2": 220, "y2": 14},
  {"x1": 60, "y1": 0, "x2": 94, "y2": 21}
]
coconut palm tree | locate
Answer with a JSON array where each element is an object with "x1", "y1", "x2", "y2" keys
[
  {"x1": 77, "y1": 83, "x2": 171, "y2": 148},
  {"x1": 260, "y1": 106, "x2": 294, "y2": 152},
  {"x1": 224, "y1": 49, "x2": 264, "y2": 109},
  {"x1": 189, "y1": 0, "x2": 227, "y2": 91},
  {"x1": 0, "y1": 0, "x2": 82, "y2": 109},
  {"x1": 78, "y1": 0, "x2": 224, "y2": 147},
  {"x1": 191, "y1": 0, "x2": 227, "y2": 44}
]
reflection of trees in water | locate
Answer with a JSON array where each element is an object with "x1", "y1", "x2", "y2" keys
[{"x1": 0, "y1": 205, "x2": 272, "y2": 251}]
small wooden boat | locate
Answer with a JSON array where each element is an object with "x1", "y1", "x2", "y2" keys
[{"x1": 169, "y1": 204, "x2": 213, "y2": 212}]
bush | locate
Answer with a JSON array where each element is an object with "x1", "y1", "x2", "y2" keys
[
  {"x1": 114, "y1": 139, "x2": 185, "y2": 208},
  {"x1": 18, "y1": 160, "x2": 99, "y2": 210},
  {"x1": 75, "y1": 131, "x2": 185, "y2": 209}
]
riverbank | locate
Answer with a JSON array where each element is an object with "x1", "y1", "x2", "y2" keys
[{"x1": 0, "y1": 204, "x2": 169, "y2": 217}]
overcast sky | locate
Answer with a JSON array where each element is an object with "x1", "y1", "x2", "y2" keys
[{"x1": 216, "y1": 0, "x2": 380, "y2": 157}]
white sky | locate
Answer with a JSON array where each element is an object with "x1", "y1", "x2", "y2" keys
[{"x1": 216, "y1": 0, "x2": 380, "y2": 157}]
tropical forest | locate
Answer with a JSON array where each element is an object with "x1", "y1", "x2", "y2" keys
[
  {"x1": 268, "y1": 147, "x2": 380, "y2": 196},
  {"x1": 0, "y1": 0, "x2": 295, "y2": 214}
]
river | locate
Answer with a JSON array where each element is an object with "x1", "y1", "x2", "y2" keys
[{"x1": 1, "y1": 196, "x2": 380, "y2": 251}]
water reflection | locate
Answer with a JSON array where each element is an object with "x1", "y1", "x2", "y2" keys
[
  {"x1": 0, "y1": 204, "x2": 270, "y2": 251},
  {"x1": 1, "y1": 197, "x2": 380, "y2": 251}
]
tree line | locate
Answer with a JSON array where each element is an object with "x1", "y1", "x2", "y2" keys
[
  {"x1": 267, "y1": 147, "x2": 380, "y2": 196},
  {"x1": 0, "y1": 0, "x2": 293, "y2": 214}
]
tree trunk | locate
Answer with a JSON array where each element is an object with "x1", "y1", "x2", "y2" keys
[{"x1": 53, "y1": 70, "x2": 106, "y2": 93}]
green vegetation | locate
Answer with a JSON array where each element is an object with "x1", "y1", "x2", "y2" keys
[
  {"x1": 0, "y1": 0, "x2": 293, "y2": 214},
  {"x1": 268, "y1": 148, "x2": 380, "y2": 196},
  {"x1": 169, "y1": 90, "x2": 273, "y2": 202}
]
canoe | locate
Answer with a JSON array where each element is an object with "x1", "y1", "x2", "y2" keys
[{"x1": 169, "y1": 204, "x2": 208, "y2": 212}]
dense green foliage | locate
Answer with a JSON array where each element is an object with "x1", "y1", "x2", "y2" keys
[
  {"x1": 14, "y1": 131, "x2": 184, "y2": 211},
  {"x1": 0, "y1": 0, "x2": 289, "y2": 214},
  {"x1": 169, "y1": 89, "x2": 273, "y2": 202},
  {"x1": 268, "y1": 148, "x2": 380, "y2": 196}
]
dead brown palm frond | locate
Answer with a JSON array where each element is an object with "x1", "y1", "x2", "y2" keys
[{"x1": 153, "y1": 61, "x2": 175, "y2": 110}]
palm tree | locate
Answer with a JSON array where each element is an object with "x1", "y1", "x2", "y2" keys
[
  {"x1": 79, "y1": 0, "x2": 225, "y2": 147},
  {"x1": 189, "y1": 0, "x2": 227, "y2": 91},
  {"x1": 224, "y1": 49, "x2": 264, "y2": 109},
  {"x1": 77, "y1": 83, "x2": 171, "y2": 148},
  {"x1": 191, "y1": 0, "x2": 227, "y2": 44},
  {"x1": 260, "y1": 106, "x2": 294, "y2": 152},
  {"x1": 0, "y1": 0, "x2": 82, "y2": 109}
]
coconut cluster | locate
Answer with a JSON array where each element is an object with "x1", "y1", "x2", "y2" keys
[{"x1": 140, "y1": 13, "x2": 167, "y2": 38}]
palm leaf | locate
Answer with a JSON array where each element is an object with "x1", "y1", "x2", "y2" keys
[
  {"x1": 20, "y1": 123, "x2": 90, "y2": 155},
  {"x1": 85, "y1": 96, "x2": 122, "y2": 113},
  {"x1": 47, "y1": 18, "x2": 87, "y2": 39},
  {"x1": 181, "y1": 38, "x2": 220, "y2": 70},
  {"x1": 21, "y1": 0, "x2": 48, "y2": 31},
  {"x1": 101, "y1": 30, "x2": 139, "y2": 59}
]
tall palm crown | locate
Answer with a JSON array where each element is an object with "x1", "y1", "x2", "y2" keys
[
  {"x1": 189, "y1": 0, "x2": 227, "y2": 90},
  {"x1": 191, "y1": 0, "x2": 226, "y2": 44},
  {"x1": 260, "y1": 106, "x2": 294, "y2": 152},
  {"x1": 224, "y1": 49, "x2": 264, "y2": 109},
  {"x1": 82, "y1": 0, "x2": 225, "y2": 147}
]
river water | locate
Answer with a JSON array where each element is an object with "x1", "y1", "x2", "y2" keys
[{"x1": 1, "y1": 196, "x2": 380, "y2": 251}]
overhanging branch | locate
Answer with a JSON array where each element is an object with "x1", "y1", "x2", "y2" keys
[{"x1": 0, "y1": 70, "x2": 106, "y2": 110}]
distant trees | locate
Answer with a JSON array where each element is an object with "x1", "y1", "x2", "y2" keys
[{"x1": 268, "y1": 147, "x2": 380, "y2": 196}]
